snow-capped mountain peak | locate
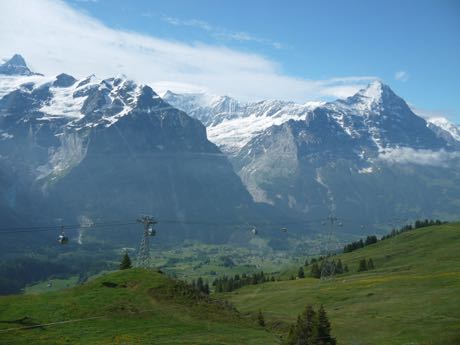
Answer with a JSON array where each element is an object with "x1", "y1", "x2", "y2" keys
[
  {"x1": 357, "y1": 80, "x2": 387, "y2": 100},
  {"x1": 339, "y1": 80, "x2": 404, "y2": 115},
  {"x1": 426, "y1": 116, "x2": 460, "y2": 145},
  {"x1": 164, "y1": 91, "x2": 323, "y2": 154},
  {"x1": 0, "y1": 66, "x2": 170, "y2": 132},
  {"x1": 0, "y1": 54, "x2": 42, "y2": 76}
]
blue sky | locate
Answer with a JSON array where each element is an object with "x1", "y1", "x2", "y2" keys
[{"x1": 0, "y1": 0, "x2": 458, "y2": 121}]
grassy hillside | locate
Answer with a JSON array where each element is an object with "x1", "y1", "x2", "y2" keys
[
  {"x1": 223, "y1": 222, "x2": 460, "y2": 345},
  {"x1": 1, "y1": 223, "x2": 459, "y2": 345},
  {"x1": 0, "y1": 269, "x2": 278, "y2": 345}
]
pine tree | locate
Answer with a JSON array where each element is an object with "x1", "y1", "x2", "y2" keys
[
  {"x1": 336, "y1": 259, "x2": 343, "y2": 274},
  {"x1": 316, "y1": 305, "x2": 336, "y2": 345},
  {"x1": 344, "y1": 264, "x2": 349, "y2": 273},
  {"x1": 257, "y1": 310, "x2": 265, "y2": 327},
  {"x1": 203, "y1": 282, "x2": 210, "y2": 294},
  {"x1": 119, "y1": 251, "x2": 132, "y2": 270},
  {"x1": 358, "y1": 258, "x2": 368, "y2": 272},
  {"x1": 367, "y1": 258, "x2": 375, "y2": 270},
  {"x1": 298, "y1": 266, "x2": 305, "y2": 279},
  {"x1": 304, "y1": 258, "x2": 309, "y2": 266},
  {"x1": 310, "y1": 262, "x2": 321, "y2": 278},
  {"x1": 196, "y1": 277, "x2": 204, "y2": 293},
  {"x1": 285, "y1": 305, "x2": 317, "y2": 345},
  {"x1": 365, "y1": 235, "x2": 378, "y2": 246}
]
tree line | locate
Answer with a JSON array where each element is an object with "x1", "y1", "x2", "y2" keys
[
  {"x1": 297, "y1": 255, "x2": 376, "y2": 279},
  {"x1": 343, "y1": 219, "x2": 447, "y2": 254},
  {"x1": 191, "y1": 277, "x2": 210, "y2": 294},
  {"x1": 343, "y1": 235, "x2": 377, "y2": 253},
  {"x1": 302, "y1": 257, "x2": 348, "y2": 279},
  {"x1": 212, "y1": 271, "x2": 274, "y2": 293},
  {"x1": 381, "y1": 219, "x2": 447, "y2": 240}
]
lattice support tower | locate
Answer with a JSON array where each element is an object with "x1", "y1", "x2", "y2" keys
[
  {"x1": 137, "y1": 215, "x2": 157, "y2": 268},
  {"x1": 320, "y1": 214, "x2": 340, "y2": 280}
]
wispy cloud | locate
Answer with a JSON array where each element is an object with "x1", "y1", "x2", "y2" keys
[
  {"x1": 395, "y1": 70, "x2": 409, "y2": 82},
  {"x1": 162, "y1": 16, "x2": 213, "y2": 32},
  {"x1": 379, "y1": 147, "x2": 460, "y2": 167},
  {"x1": 0, "y1": 0, "x2": 376, "y2": 103},
  {"x1": 162, "y1": 15, "x2": 283, "y2": 49}
]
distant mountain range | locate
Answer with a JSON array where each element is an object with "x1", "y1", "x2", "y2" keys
[
  {"x1": 166, "y1": 79, "x2": 460, "y2": 228},
  {"x1": 1, "y1": 54, "x2": 459, "y2": 251},
  {"x1": 0, "y1": 54, "x2": 285, "y2": 251},
  {"x1": 163, "y1": 91, "x2": 324, "y2": 155},
  {"x1": 164, "y1": 85, "x2": 460, "y2": 155}
]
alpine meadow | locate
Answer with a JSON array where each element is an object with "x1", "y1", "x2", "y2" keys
[{"x1": 0, "y1": 1, "x2": 459, "y2": 344}]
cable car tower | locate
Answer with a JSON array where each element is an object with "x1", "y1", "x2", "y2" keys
[
  {"x1": 320, "y1": 214, "x2": 342, "y2": 280},
  {"x1": 137, "y1": 215, "x2": 157, "y2": 268}
]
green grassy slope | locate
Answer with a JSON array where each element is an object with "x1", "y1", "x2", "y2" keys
[
  {"x1": 0, "y1": 269, "x2": 278, "y2": 345},
  {"x1": 224, "y1": 222, "x2": 460, "y2": 345}
]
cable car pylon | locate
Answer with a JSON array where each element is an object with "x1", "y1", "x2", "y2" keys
[
  {"x1": 320, "y1": 214, "x2": 341, "y2": 280},
  {"x1": 137, "y1": 216, "x2": 157, "y2": 268}
]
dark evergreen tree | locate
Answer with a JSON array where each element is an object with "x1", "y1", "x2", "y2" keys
[
  {"x1": 298, "y1": 266, "x2": 305, "y2": 279},
  {"x1": 119, "y1": 251, "x2": 132, "y2": 270},
  {"x1": 310, "y1": 262, "x2": 321, "y2": 279},
  {"x1": 196, "y1": 277, "x2": 204, "y2": 292},
  {"x1": 316, "y1": 305, "x2": 336, "y2": 345},
  {"x1": 257, "y1": 310, "x2": 265, "y2": 327},
  {"x1": 304, "y1": 258, "x2": 309, "y2": 266},
  {"x1": 344, "y1": 264, "x2": 349, "y2": 273},
  {"x1": 284, "y1": 305, "x2": 320, "y2": 345},
  {"x1": 367, "y1": 258, "x2": 375, "y2": 270},
  {"x1": 335, "y1": 259, "x2": 343, "y2": 274},
  {"x1": 358, "y1": 259, "x2": 368, "y2": 272},
  {"x1": 365, "y1": 235, "x2": 378, "y2": 246}
]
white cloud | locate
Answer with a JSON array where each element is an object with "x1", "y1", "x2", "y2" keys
[
  {"x1": 162, "y1": 15, "x2": 283, "y2": 49},
  {"x1": 0, "y1": 0, "x2": 377, "y2": 103},
  {"x1": 378, "y1": 147, "x2": 460, "y2": 167},
  {"x1": 162, "y1": 16, "x2": 214, "y2": 32},
  {"x1": 395, "y1": 70, "x2": 409, "y2": 82}
]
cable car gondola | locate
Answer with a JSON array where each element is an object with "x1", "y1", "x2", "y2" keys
[
  {"x1": 58, "y1": 226, "x2": 69, "y2": 245},
  {"x1": 147, "y1": 224, "x2": 156, "y2": 236}
]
